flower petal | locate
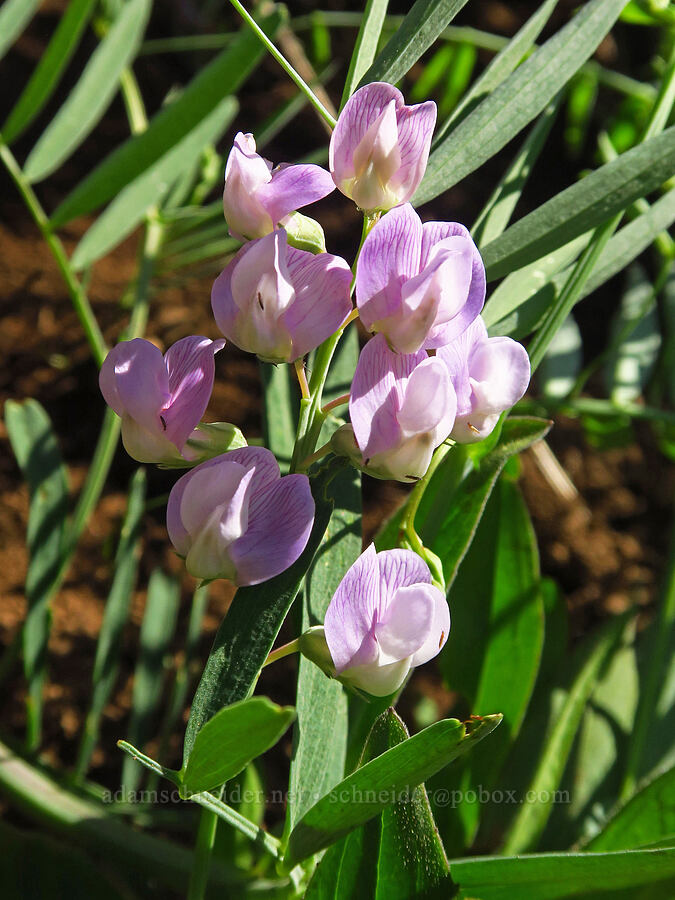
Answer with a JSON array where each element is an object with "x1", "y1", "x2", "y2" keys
[
  {"x1": 324, "y1": 544, "x2": 381, "y2": 674},
  {"x1": 397, "y1": 356, "x2": 456, "y2": 438},
  {"x1": 375, "y1": 583, "x2": 435, "y2": 662},
  {"x1": 229, "y1": 472, "x2": 315, "y2": 586},
  {"x1": 99, "y1": 338, "x2": 169, "y2": 425},
  {"x1": 222, "y1": 132, "x2": 273, "y2": 239},
  {"x1": 437, "y1": 317, "x2": 486, "y2": 416},
  {"x1": 341, "y1": 656, "x2": 412, "y2": 697},
  {"x1": 258, "y1": 164, "x2": 335, "y2": 226},
  {"x1": 390, "y1": 100, "x2": 436, "y2": 202},
  {"x1": 410, "y1": 586, "x2": 450, "y2": 666},
  {"x1": 376, "y1": 548, "x2": 432, "y2": 611},
  {"x1": 162, "y1": 336, "x2": 225, "y2": 450}
]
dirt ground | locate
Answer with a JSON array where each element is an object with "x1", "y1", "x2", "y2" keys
[{"x1": 0, "y1": 0, "x2": 672, "y2": 795}]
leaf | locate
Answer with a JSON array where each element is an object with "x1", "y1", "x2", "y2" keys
[
  {"x1": 433, "y1": 478, "x2": 544, "y2": 855},
  {"x1": 587, "y1": 765, "x2": 675, "y2": 852},
  {"x1": 284, "y1": 714, "x2": 502, "y2": 867},
  {"x1": 416, "y1": 0, "x2": 629, "y2": 204},
  {"x1": 425, "y1": 417, "x2": 552, "y2": 588},
  {"x1": 23, "y1": 0, "x2": 152, "y2": 183},
  {"x1": 121, "y1": 569, "x2": 180, "y2": 794},
  {"x1": 539, "y1": 314, "x2": 583, "y2": 399},
  {"x1": 357, "y1": 0, "x2": 470, "y2": 89},
  {"x1": 75, "y1": 468, "x2": 146, "y2": 779},
  {"x1": 70, "y1": 95, "x2": 238, "y2": 270},
  {"x1": 50, "y1": 7, "x2": 282, "y2": 226},
  {"x1": 0, "y1": 0, "x2": 41, "y2": 64},
  {"x1": 485, "y1": 184, "x2": 675, "y2": 339},
  {"x1": 340, "y1": 0, "x2": 388, "y2": 108},
  {"x1": 5, "y1": 398, "x2": 69, "y2": 749},
  {"x1": 2, "y1": 0, "x2": 96, "y2": 144},
  {"x1": 306, "y1": 709, "x2": 449, "y2": 899},
  {"x1": 481, "y1": 125, "x2": 675, "y2": 281},
  {"x1": 434, "y1": 0, "x2": 558, "y2": 139},
  {"x1": 450, "y1": 848, "x2": 675, "y2": 900},
  {"x1": 260, "y1": 363, "x2": 297, "y2": 472},
  {"x1": 472, "y1": 98, "x2": 560, "y2": 249},
  {"x1": 502, "y1": 613, "x2": 627, "y2": 854},
  {"x1": 182, "y1": 458, "x2": 345, "y2": 763},
  {"x1": 181, "y1": 697, "x2": 295, "y2": 795}
]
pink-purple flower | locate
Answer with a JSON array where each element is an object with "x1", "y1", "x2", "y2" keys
[
  {"x1": 99, "y1": 336, "x2": 224, "y2": 465},
  {"x1": 437, "y1": 317, "x2": 531, "y2": 443},
  {"x1": 330, "y1": 82, "x2": 436, "y2": 213},
  {"x1": 323, "y1": 544, "x2": 450, "y2": 696},
  {"x1": 223, "y1": 132, "x2": 335, "y2": 241},
  {"x1": 167, "y1": 447, "x2": 314, "y2": 585},
  {"x1": 333, "y1": 333, "x2": 457, "y2": 483},
  {"x1": 356, "y1": 204, "x2": 485, "y2": 354},
  {"x1": 211, "y1": 228, "x2": 353, "y2": 363}
]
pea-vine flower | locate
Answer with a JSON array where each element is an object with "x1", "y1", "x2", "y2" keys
[
  {"x1": 331, "y1": 333, "x2": 456, "y2": 483},
  {"x1": 437, "y1": 317, "x2": 531, "y2": 443},
  {"x1": 99, "y1": 336, "x2": 225, "y2": 465},
  {"x1": 322, "y1": 544, "x2": 450, "y2": 696},
  {"x1": 329, "y1": 82, "x2": 436, "y2": 213},
  {"x1": 356, "y1": 203, "x2": 485, "y2": 354},
  {"x1": 211, "y1": 228, "x2": 353, "y2": 364},
  {"x1": 167, "y1": 447, "x2": 314, "y2": 585},
  {"x1": 223, "y1": 132, "x2": 335, "y2": 240}
]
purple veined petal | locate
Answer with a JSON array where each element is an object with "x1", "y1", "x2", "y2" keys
[
  {"x1": 375, "y1": 582, "x2": 436, "y2": 663},
  {"x1": 179, "y1": 461, "x2": 253, "y2": 538},
  {"x1": 222, "y1": 133, "x2": 274, "y2": 239},
  {"x1": 437, "y1": 317, "x2": 487, "y2": 416},
  {"x1": 282, "y1": 247, "x2": 353, "y2": 360},
  {"x1": 397, "y1": 356, "x2": 456, "y2": 438},
  {"x1": 376, "y1": 548, "x2": 432, "y2": 611},
  {"x1": 348, "y1": 99, "x2": 402, "y2": 210},
  {"x1": 225, "y1": 445, "x2": 281, "y2": 494},
  {"x1": 421, "y1": 221, "x2": 486, "y2": 348},
  {"x1": 349, "y1": 334, "x2": 424, "y2": 461},
  {"x1": 229, "y1": 472, "x2": 315, "y2": 586},
  {"x1": 162, "y1": 336, "x2": 225, "y2": 450},
  {"x1": 356, "y1": 204, "x2": 423, "y2": 332},
  {"x1": 120, "y1": 416, "x2": 180, "y2": 465},
  {"x1": 410, "y1": 586, "x2": 450, "y2": 667},
  {"x1": 390, "y1": 99, "x2": 436, "y2": 202},
  {"x1": 470, "y1": 335, "x2": 531, "y2": 413},
  {"x1": 324, "y1": 544, "x2": 382, "y2": 674},
  {"x1": 258, "y1": 163, "x2": 335, "y2": 226},
  {"x1": 329, "y1": 82, "x2": 403, "y2": 184},
  {"x1": 100, "y1": 338, "x2": 169, "y2": 426},
  {"x1": 224, "y1": 132, "x2": 272, "y2": 180}
]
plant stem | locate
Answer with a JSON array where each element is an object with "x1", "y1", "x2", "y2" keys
[
  {"x1": 187, "y1": 807, "x2": 219, "y2": 900},
  {"x1": 263, "y1": 637, "x2": 301, "y2": 667},
  {"x1": 0, "y1": 140, "x2": 108, "y2": 367},
  {"x1": 322, "y1": 393, "x2": 350, "y2": 414},
  {"x1": 294, "y1": 358, "x2": 311, "y2": 399}
]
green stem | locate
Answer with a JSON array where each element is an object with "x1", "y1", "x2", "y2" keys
[
  {"x1": 0, "y1": 140, "x2": 108, "y2": 367},
  {"x1": 187, "y1": 807, "x2": 219, "y2": 900},
  {"x1": 227, "y1": 0, "x2": 337, "y2": 129},
  {"x1": 401, "y1": 443, "x2": 452, "y2": 589},
  {"x1": 263, "y1": 637, "x2": 301, "y2": 667}
]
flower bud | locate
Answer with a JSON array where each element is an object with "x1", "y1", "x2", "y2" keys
[
  {"x1": 167, "y1": 447, "x2": 315, "y2": 585},
  {"x1": 329, "y1": 83, "x2": 436, "y2": 213},
  {"x1": 298, "y1": 626, "x2": 336, "y2": 677},
  {"x1": 99, "y1": 336, "x2": 225, "y2": 465}
]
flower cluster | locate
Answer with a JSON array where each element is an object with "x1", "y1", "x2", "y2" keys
[{"x1": 98, "y1": 82, "x2": 531, "y2": 696}]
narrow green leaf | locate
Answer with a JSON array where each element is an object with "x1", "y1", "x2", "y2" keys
[
  {"x1": 2, "y1": 0, "x2": 96, "y2": 144},
  {"x1": 481, "y1": 126, "x2": 675, "y2": 282},
  {"x1": 75, "y1": 468, "x2": 146, "y2": 779},
  {"x1": 357, "y1": 0, "x2": 470, "y2": 89},
  {"x1": 5, "y1": 399, "x2": 69, "y2": 750},
  {"x1": 473, "y1": 99, "x2": 560, "y2": 249},
  {"x1": 306, "y1": 709, "x2": 449, "y2": 899},
  {"x1": 435, "y1": 0, "x2": 558, "y2": 140},
  {"x1": 416, "y1": 0, "x2": 629, "y2": 204},
  {"x1": 50, "y1": 8, "x2": 282, "y2": 226},
  {"x1": 438, "y1": 42, "x2": 476, "y2": 118},
  {"x1": 0, "y1": 0, "x2": 41, "y2": 64},
  {"x1": 425, "y1": 417, "x2": 552, "y2": 588},
  {"x1": 260, "y1": 363, "x2": 297, "y2": 472},
  {"x1": 451, "y1": 848, "x2": 675, "y2": 900},
  {"x1": 181, "y1": 697, "x2": 295, "y2": 795},
  {"x1": 284, "y1": 714, "x2": 502, "y2": 867},
  {"x1": 434, "y1": 479, "x2": 544, "y2": 854},
  {"x1": 540, "y1": 314, "x2": 583, "y2": 399},
  {"x1": 71, "y1": 96, "x2": 238, "y2": 270},
  {"x1": 182, "y1": 458, "x2": 345, "y2": 763},
  {"x1": 588, "y1": 765, "x2": 675, "y2": 851},
  {"x1": 122, "y1": 569, "x2": 180, "y2": 793},
  {"x1": 340, "y1": 0, "x2": 388, "y2": 108},
  {"x1": 502, "y1": 613, "x2": 627, "y2": 854},
  {"x1": 23, "y1": 0, "x2": 152, "y2": 183}
]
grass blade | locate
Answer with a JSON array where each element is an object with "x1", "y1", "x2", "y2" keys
[
  {"x1": 2, "y1": 0, "x2": 96, "y2": 144},
  {"x1": 121, "y1": 569, "x2": 180, "y2": 794},
  {"x1": 340, "y1": 0, "x2": 388, "y2": 108},
  {"x1": 5, "y1": 399, "x2": 69, "y2": 751},
  {"x1": 23, "y1": 0, "x2": 152, "y2": 183},
  {"x1": 357, "y1": 0, "x2": 470, "y2": 89},
  {"x1": 74, "y1": 468, "x2": 146, "y2": 780},
  {"x1": 0, "y1": 0, "x2": 41, "y2": 63},
  {"x1": 50, "y1": 8, "x2": 282, "y2": 226},
  {"x1": 416, "y1": 0, "x2": 629, "y2": 205}
]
